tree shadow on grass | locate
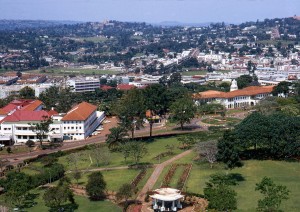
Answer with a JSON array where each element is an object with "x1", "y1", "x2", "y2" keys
[{"x1": 48, "y1": 203, "x2": 79, "y2": 212}]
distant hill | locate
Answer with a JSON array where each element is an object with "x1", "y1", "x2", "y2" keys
[
  {"x1": 0, "y1": 20, "x2": 81, "y2": 30},
  {"x1": 153, "y1": 21, "x2": 212, "y2": 27}
]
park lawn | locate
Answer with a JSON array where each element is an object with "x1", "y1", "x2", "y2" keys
[
  {"x1": 68, "y1": 169, "x2": 140, "y2": 192},
  {"x1": 19, "y1": 187, "x2": 121, "y2": 212},
  {"x1": 136, "y1": 168, "x2": 154, "y2": 191},
  {"x1": 29, "y1": 67, "x2": 121, "y2": 75},
  {"x1": 175, "y1": 152, "x2": 300, "y2": 212},
  {"x1": 201, "y1": 117, "x2": 241, "y2": 126},
  {"x1": 168, "y1": 165, "x2": 185, "y2": 188},
  {"x1": 58, "y1": 137, "x2": 185, "y2": 171}
]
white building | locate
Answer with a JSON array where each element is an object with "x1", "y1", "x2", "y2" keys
[
  {"x1": 193, "y1": 86, "x2": 274, "y2": 109},
  {"x1": 67, "y1": 77, "x2": 100, "y2": 92}
]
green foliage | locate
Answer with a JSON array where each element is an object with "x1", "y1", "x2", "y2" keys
[
  {"x1": 217, "y1": 130, "x2": 242, "y2": 169},
  {"x1": 43, "y1": 178, "x2": 76, "y2": 210},
  {"x1": 116, "y1": 88, "x2": 146, "y2": 138},
  {"x1": 86, "y1": 172, "x2": 107, "y2": 201},
  {"x1": 255, "y1": 177, "x2": 290, "y2": 212},
  {"x1": 2, "y1": 172, "x2": 33, "y2": 208},
  {"x1": 234, "y1": 112, "x2": 300, "y2": 158},
  {"x1": 198, "y1": 103, "x2": 225, "y2": 115},
  {"x1": 178, "y1": 135, "x2": 197, "y2": 149},
  {"x1": 120, "y1": 142, "x2": 148, "y2": 164},
  {"x1": 236, "y1": 74, "x2": 254, "y2": 89},
  {"x1": 30, "y1": 115, "x2": 53, "y2": 147},
  {"x1": 272, "y1": 81, "x2": 291, "y2": 96},
  {"x1": 19, "y1": 86, "x2": 35, "y2": 99},
  {"x1": 170, "y1": 95, "x2": 196, "y2": 130},
  {"x1": 204, "y1": 174, "x2": 238, "y2": 211},
  {"x1": 116, "y1": 183, "x2": 134, "y2": 203},
  {"x1": 106, "y1": 126, "x2": 128, "y2": 149}
]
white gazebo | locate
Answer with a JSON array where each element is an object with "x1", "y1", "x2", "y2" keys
[{"x1": 150, "y1": 188, "x2": 184, "y2": 211}]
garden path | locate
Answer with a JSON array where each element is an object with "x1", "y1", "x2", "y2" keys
[{"x1": 137, "y1": 149, "x2": 192, "y2": 202}]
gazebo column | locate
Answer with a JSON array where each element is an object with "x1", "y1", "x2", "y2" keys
[
  {"x1": 177, "y1": 200, "x2": 182, "y2": 209},
  {"x1": 161, "y1": 200, "x2": 165, "y2": 211},
  {"x1": 172, "y1": 200, "x2": 177, "y2": 211},
  {"x1": 153, "y1": 198, "x2": 158, "y2": 209}
]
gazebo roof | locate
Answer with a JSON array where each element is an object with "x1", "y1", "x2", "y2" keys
[{"x1": 150, "y1": 188, "x2": 184, "y2": 201}]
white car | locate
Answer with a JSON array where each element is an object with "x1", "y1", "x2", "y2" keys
[{"x1": 0, "y1": 144, "x2": 5, "y2": 148}]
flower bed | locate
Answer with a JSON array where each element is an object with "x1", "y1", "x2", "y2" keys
[
  {"x1": 162, "y1": 164, "x2": 178, "y2": 187},
  {"x1": 177, "y1": 164, "x2": 193, "y2": 190},
  {"x1": 131, "y1": 169, "x2": 147, "y2": 188}
]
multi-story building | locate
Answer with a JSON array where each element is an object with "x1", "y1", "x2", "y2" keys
[
  {"x1": 0, "y1": 100, "x2": 105, "y2": 144},
  {"x1": 67, "y1": 77, "x2": 100, "y2": 92}
]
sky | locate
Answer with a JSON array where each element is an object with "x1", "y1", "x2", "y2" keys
[{"x1": 0, "y1": 0, "x2": 299, "y2": 24}]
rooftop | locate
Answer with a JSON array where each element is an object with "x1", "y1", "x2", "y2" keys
[{"x1": 61, "y1": 102, "x2": 97, "y2": 121}]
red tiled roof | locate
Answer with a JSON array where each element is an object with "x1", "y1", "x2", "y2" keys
[
  {"x1": 21, "y1": 100, "x2": 43, "y2": 111},
  {"x1": 61, "y1": 102, "x2": 97, "y2": 121},
  {"x1": 117, "y1": 84, "x2": 135, "y2": 91},
  {"x1": 1, "y1": 110, "x2": 50, "y2": 122},
  {"x1": 48, "y1": 109, "x2": 58, "y2": 116},
  {"x1": 193, "y1": 86, "x2": 274, "y2": 99},
  {"x1": 0, "y1": 109, "x2": 8, "y2": 116},
  {"x1": 101, "y1": 85, "x2": 113, "y2": 91}
]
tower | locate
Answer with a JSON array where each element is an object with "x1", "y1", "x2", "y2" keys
[{"x1": 230, "y1": 79, "x2": 238, "y2": 91}]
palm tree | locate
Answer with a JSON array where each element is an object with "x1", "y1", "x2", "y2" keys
[{"x1": 106, "y1": 126, "x2": 128, "y2": 149}]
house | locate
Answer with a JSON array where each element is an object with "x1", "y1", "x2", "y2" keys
[{"x1": 193, "y1": 85, "x2": 274, "y2": 109}]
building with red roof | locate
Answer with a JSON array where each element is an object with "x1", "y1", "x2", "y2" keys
[
  {"x1": 0, "y1": 100, "x2": 104, "y2": 144},
  {"x1": 117, "y1": 84, "x2": 135, "y2": 91},
  {"x1": 192, "y1": 85, "x2": 274, "y2": 109}
]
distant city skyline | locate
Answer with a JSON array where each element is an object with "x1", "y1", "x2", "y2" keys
[{"x1": 0, "y1": 0, "x2": 299, "y2": 24}]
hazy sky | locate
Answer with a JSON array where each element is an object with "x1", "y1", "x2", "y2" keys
[{"x1": 0, "y1": 0, "x2": 299, "y2": 23}]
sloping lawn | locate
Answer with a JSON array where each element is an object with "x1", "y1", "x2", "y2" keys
[{"x1": 175, "y1": 152, "x2": 300, "y2": 212}]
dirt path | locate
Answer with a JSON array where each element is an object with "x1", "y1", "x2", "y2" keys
[{"x1": 137, "y1": 149, "x2": 192, "y2": 202}]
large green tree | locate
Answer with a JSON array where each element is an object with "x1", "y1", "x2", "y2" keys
[
  {"x1": 170, "y1": 95, "x2": 196, "y2": 130},
  {"x1": 236, "y1": 74, "x2": 254, "y2": 89},
  {"x1": 86, "y1": 172, "x2": 106, "y2": 201},
  {"x1": 116, "y1": 88, "x2": 146, "y2": 138},
  {"x1": 43, "y1": 178, "x2": 76, "y2": 210},
  {"x1": 255, "y1": 177, "x2": 289, "y2": 212},
  {"x1": 3, "y1": 172, "x2": 32, "y2": 208},
  {"x1": 217, "y1": 130, "x2": 242, "y2": 169},
  {"x1": 19, "y1": 86, "x2": 35, "y2": 99}
]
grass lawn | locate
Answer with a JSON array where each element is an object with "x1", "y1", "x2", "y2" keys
[
  {"x1": 8, "y1": 187, "x2": 122, "y2": 212},
  {"x1": 57, "y1": 137, "x2": 185, "y2": 171},
  {"x1": 181, "y1": 70, "x2": 208, "y2": 76},
  {"x1": 29, "y1": 67, "x2": 121, "y2": 75},
  {"x1": 174, "y1": 152, "x2": 300, "y2": 212},
  {"x1": 0, "y1": 145, "x2": 30, "y2": 155},
  {"x1": 68, "y1": 169, "x2": 141, "y2": 192}
]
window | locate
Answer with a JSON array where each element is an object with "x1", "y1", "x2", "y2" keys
[
  {"x1": 23, "y1": 136, "x2": 28, "y2": 139},
  {"x1": 18, "y1": 135, "x2": 21, "y2": 139},
  {"x1": 29, "y1": 136, "x2": 34, "y2": 139}
]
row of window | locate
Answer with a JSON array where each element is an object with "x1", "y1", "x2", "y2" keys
[
  {"x1": 64, "y1": 133, "x2": 83, "y2": 136},
  {"x1": 17, "y1": 135, "x2": 47, "y2": 139},
  {"x1": 64, "y1": 126, "x2": 82, "y2": 130}
]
